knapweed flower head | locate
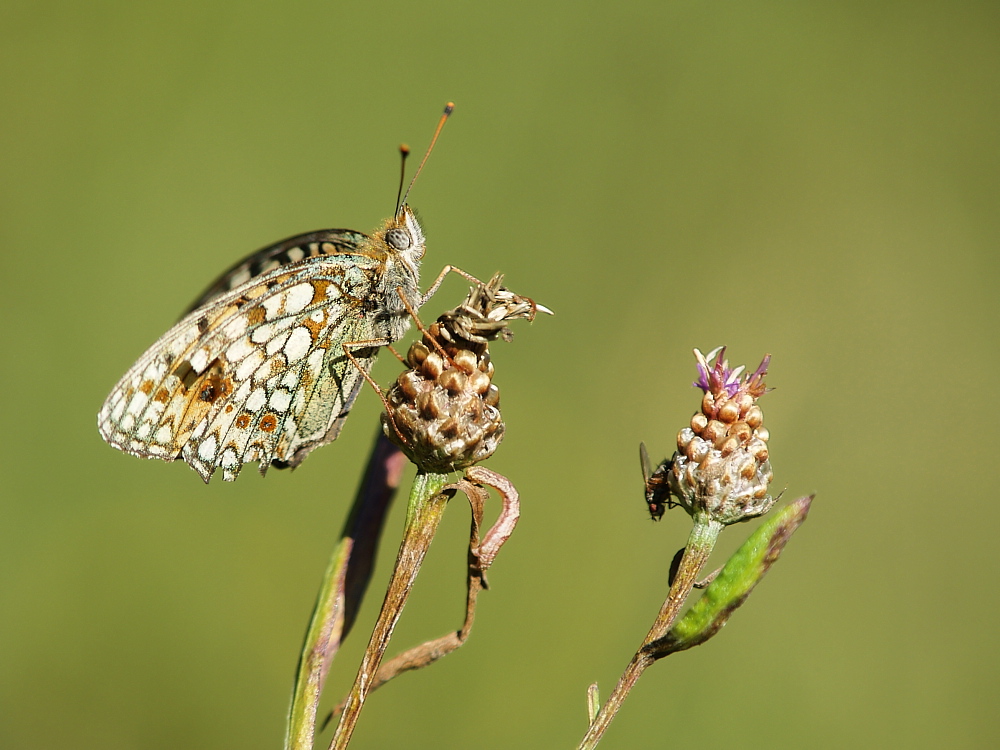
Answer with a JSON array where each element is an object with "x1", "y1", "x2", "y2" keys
[
  {"x1": 382, "y1": 274, "x2": 547, "y2": 473},
  {"x1": 670, "y1": 347, "x2": 775, "y2": 525}
]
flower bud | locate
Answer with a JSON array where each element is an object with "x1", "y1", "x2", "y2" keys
[
  {"x1": 668, "y1": 347, "x2": 775, "y2": 525},
  {"x1": 382, "y1": 273, "x2": 549, "y2": 473}
]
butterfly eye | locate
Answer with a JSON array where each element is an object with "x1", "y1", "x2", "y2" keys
[{"x1": 385, "y1": 228, "x2": 412, "y2": 251}]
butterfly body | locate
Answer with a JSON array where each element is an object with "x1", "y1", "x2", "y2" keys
[{"x1": 98, "y1": 207, "x2": 426, "y2": 482}]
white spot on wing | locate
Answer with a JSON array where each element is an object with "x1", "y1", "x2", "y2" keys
[
  {"x1": 222, "y1": 314, "x2": 248, "y2": 338},
  {"x1": 263, "y1": 294, "x2": 284, "y2": 320},
  {"x1": 246, "y1": 387, "x2": 267, "y2": 412},
  {"x1": 235, "y1": 348, "x2": 265, "y2": 381},
  {"x1": 190, "y1": 347, "x2": 210, "y2": 373},
  {"x1": 233, "y1": 379, "x2": 251, "y2": 403},
  {"x1": 147, "y1": 398, "x2": 166, "y2": 421},
  {"x1": 266, "y1": 330, "x2": 291, "y2": 356},
  {"x1": 270, "y1": 389, "x2": 292, "y2": 412},
  {"x1": 198, "y1": 434, "x2": 218, "y2": 462},
  {"x1": 284, "y1": 327, "x2": 312, "y2": 362},
  {"x1": 287, "y1": 247, "x2": 304, "y2": 262},
  {"x1": 284, "y1": 283, "x2": 313, "y2": 314},
  {"x1": 306, "y1": 348, "x2": 325, "y2": 377},
  {"x1": 227, "y1": 337, "x2": 254, "y2": 363},
  {"x1": 126, "y1": 391, "x2": 148, "y2": 416},
  {"x1": 251, "y1": 322, "x2": 275, "y2": 344},
  {"x1": 220, "y1": 447, "x2": 239, "y2": 468}
]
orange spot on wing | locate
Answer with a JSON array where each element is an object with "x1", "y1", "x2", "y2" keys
[
  {"x1": 302, "y1": 315, "x2": 325, "y2": 337},
  {"x1": 259, "y1": 414, "x2": 278, "y2": 432},
  {"x1": 310, "y1": 279, "x2": 334, "y2": 305}
]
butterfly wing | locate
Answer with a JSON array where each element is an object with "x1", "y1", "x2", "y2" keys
[
  {"x1": 99, "y1": 239, "x2": 387, "y2": 483},
  {"x1": 184, "y1": 228, "x2": 369, "y2": 313}
]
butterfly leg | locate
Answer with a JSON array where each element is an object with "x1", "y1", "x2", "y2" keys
[
  {"x1": 394, "y1": 287, "x2": 453, "y2": 363},
  {"x1": 386, "y1": 344, "x2": 406, "y2": 364},
  {"x1": 341, "y1": 337, "x2": 417, "y2": 450},
  {"x1": 419, "y1": 265, "x2": 486, "y2": 307},
  {"x1": 341, "y1": 338, "x2": 396, "y2": 413}
]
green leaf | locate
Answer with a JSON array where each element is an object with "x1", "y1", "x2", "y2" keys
[{"x1": 648, "y1": 495, "x2": 813, "y2": 657}]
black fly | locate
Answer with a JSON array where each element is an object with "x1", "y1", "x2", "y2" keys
[{"x1": 639, "y1": 442, "x2": 675, "y2": 521}]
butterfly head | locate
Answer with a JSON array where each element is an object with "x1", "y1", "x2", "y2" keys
[{"x1": 379, "y1": 204, "x2": 426, "y2": 272}]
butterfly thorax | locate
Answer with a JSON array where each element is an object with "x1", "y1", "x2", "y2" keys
[{"x1": 368, "y1": 205, "x2": 425, "y2": 342}]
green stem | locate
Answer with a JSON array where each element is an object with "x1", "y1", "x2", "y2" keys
[
  {"x1": 284, "y1": 434, "x2": 404, "y2": 750},
  {"x1": 642, "y1": 517, "x2": 722, "y2": 647},
  {"x1": 286, "y1": 538, "x2": 353, "y2": 750},
  {"x1": 329, "y1": 471, "x2": 451, "y2": 750},
  {"x1": 577, "y1": 515, "x2": 722, "y2": 750}
]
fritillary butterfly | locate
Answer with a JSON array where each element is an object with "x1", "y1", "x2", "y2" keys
[{"x1": 98, "y1": 104, "x2": 456, "y2": 482}]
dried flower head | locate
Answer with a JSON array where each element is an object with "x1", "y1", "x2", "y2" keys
[
  {"x1": 382, "y1": 274, "x2": 548, "y2": 473},
  {"x1": 670, "y1": 347, "x2": 774, "y2": 525}
]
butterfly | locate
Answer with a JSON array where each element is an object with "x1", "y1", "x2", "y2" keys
[{"x1": 98, "y1": 104, "x2": 456, "y2": 483}]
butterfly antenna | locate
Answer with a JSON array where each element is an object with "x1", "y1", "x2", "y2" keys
[
  {"x1": 399, "y1": 101, "x2": 454, "y2": 211},
  {"x1": 394, "y1": 144, "x2": 411, "y2": 216}
]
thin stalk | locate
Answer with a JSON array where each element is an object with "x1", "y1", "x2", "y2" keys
[
  {"x1": 577, "y1": 515, "x2": 722, "y2": 749},
  {"x1": 641, "y1": 517, "x2": 722, "y2": 646},
  {"x1": 329, "y1": 471, "x2": 451, "y2": 750},
  {"x1": 285, "y1": 434, "x2": 405, "y2": 750},
  {"x1": 286, "y1": 539, "x2": 352, "y2": 750}
]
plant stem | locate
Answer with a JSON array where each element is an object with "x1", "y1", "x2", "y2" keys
[
  {"x1": 577, "y1": 516, "x2": 722, "y2": 749},
  {"x1": 285, "y1": 434, "x2": 405, "y2": 750},
  {"x1": 641, "y1": 517, "x2": 722, "y2": 647},
  {"x1": 329, "y1": 471, "x2": 451, "y2": 750}
]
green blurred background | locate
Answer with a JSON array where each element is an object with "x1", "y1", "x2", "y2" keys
[{"x1": 2, "y1": 2, "x2": 998, "y2": 748}]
